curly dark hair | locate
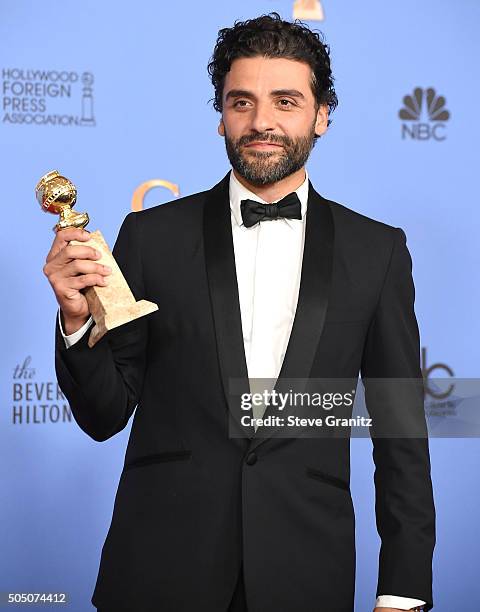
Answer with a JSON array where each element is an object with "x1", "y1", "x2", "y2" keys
[{"x1": 207, "y1": 12, "x2": 338, "y2": 126}]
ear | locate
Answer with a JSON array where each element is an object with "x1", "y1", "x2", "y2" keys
[
  {"x1": 218, "y1": 118, "x2": 225, "y2": 137},
  {"x1": 314, "y1": 104, "x2": 329, "y2": 137}
]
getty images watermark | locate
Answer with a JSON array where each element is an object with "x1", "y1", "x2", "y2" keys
[{"x1": 227, "y1": 378, "x2": 480, "y2": 439}]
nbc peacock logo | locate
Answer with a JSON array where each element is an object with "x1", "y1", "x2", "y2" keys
[{"x1": 399, "y1": 87, "x2": 450, "y2": 141}]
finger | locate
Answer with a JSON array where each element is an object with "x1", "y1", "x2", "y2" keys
[
  {"x1": 46, "y1": 228, "x2": 91, "y2": 263},
  {"x1": 57, "y1": 244, "x2": 102, "y2": 264},
  {"x1": 45, "y1": 259, "x2": 110, "y2": 284},
  {"x1": 68, "y1": 273, "x2": 110, "y2": 290},
  {"x1": 63, "y1": 260, "x2": 112, "y2": 277}
]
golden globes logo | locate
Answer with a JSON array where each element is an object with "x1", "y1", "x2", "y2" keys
[
  {"x1": 293, "y1": 0, "x2": 325, "y2": 21},
  {"x1": 399, "y1": 87, "x2": 450, "y2": 141},
  {"x1": 131, "y1": 179, "x2": 180, "y2": 211}
]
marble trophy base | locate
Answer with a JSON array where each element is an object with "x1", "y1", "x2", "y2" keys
[{"x1": 70, "y1": 230, "x2": 158, "y2": 347}]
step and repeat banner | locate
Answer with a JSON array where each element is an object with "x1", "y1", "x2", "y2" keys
[{"x1": 1, "y1": 0, "x2": 479, "y2": 609}]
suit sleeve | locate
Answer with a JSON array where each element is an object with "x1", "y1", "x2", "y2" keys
[
  {"x1": 55, "y1": 212, "x2": 148, "y2": 442},
  {"x1": 360, "y1": 228, "x2": 436, "y2": 610}
]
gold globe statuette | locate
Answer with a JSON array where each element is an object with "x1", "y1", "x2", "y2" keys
[{"x1": 36, "y1": 170, "x2": 158, "y2": 347}]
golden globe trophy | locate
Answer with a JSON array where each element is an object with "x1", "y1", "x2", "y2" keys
[{"x1": 36, "y1": 170, "x2": 158, "y2": 347}]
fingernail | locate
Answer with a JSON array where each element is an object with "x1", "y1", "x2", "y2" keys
[{"x1": 104, "y1": 266, "x2": 112, "y2": 273}]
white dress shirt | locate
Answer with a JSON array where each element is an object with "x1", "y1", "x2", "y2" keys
[
  {"x1": 59, "y1": 168, "x2": 425, "y2": 610},
  {"x1": 229, "y1": 168, "x2": 308, "y2": 382}
]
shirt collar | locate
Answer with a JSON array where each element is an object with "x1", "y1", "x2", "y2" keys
[{"x1": 229, "y1": 168, "x2": 309, "y2": 228}]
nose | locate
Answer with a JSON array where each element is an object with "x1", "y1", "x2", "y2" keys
[{"x1": 249, "y1": 100, "x2": 276, "y2": 134}]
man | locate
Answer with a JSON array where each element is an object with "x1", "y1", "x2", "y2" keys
[{"x1": 44, "y1": 13, "x2": 435, "y2": 612}]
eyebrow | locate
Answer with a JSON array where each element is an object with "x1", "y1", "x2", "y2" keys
[{"x1": 225, "y1": 88, "x2": 306, "y2": 102}]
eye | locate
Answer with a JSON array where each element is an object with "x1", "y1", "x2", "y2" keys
[
  {"x1": 278, "y1": 99, "x2": 294, "y2": 107},
  {"x1": 233, "y1": 100, "x2": 251, "y2": 108}
]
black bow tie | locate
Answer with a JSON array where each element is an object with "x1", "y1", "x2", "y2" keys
[{"x1": 240, "y1": 192, "x2": 302, "y2": 228}]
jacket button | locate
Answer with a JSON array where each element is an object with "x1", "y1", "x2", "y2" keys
[{"x1": 245, "y1": 452, "x2": 257, "y2": 466}]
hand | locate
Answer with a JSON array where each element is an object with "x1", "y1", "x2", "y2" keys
[{"x1": 43, "y1": 227, "x2": 112, "y2": 334}]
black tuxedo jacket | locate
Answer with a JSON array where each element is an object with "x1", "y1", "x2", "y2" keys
[{"x1": 55, "y1": 172, "x2": 435, "y2": 612}]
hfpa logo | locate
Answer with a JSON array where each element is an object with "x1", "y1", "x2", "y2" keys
[{"x1": 399, "y1": 87, "x2": 450, "y2": 141}]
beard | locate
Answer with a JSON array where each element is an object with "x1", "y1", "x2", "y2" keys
[{"x1": 224, "y1": 121, "x2": 317, "y2": 186}]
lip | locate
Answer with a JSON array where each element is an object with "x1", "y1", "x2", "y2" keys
[{"x1": 245, "y1": 142, "x2": 283, "y2": 149}]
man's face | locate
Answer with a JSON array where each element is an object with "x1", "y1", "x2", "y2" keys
[{"x1": 218, "y1": 56, "x2": 328, "y2": 186}]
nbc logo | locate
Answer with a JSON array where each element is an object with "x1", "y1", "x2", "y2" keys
[{"x1": 399, "y1": 87, "x2": 450, "y2": 141}]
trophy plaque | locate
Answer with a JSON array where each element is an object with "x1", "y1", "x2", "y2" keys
[{"x1": 36, "y1": 170, "x2": 158, "y2": 347}]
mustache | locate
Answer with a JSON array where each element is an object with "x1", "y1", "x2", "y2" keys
[{"x1": 237, "y1": 133, "x2": 293, "y2": 147}]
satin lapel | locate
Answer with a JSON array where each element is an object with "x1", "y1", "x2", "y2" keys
[
  {"x1": 203, "y1": 172, "x2": 255, "y2": 441},
  {"x1": 248, "y1": 183, "x2": 335, "y2": 452}
]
